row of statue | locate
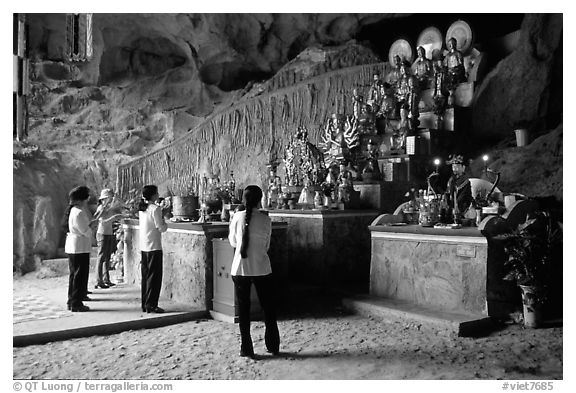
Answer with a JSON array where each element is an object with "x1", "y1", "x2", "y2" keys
[
  {"x1": 264, "y1": 37, "x2": 469, "y2": 209},
  {"x1": 355, "y1": 37, "x2": 468, "y2": 143}
]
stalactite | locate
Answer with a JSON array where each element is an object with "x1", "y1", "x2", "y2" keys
[{"x1": 117, "y1": 62, "x2": 391, "y2": 198}]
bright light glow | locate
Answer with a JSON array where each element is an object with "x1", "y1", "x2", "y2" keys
[
  {"x1": 433, "y1": 158, "x2": 440, "y2": 166},
  {"x1": 482, "y1": 155, "x2": 489, "y2": 162}
]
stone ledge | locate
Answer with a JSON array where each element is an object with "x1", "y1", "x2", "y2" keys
[{"x1": 342, "y1": 295, "x2": 494, "y2": 337}]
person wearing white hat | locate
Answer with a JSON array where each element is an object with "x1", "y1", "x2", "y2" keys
[{"x1": 94, "y1": 188, "x2": 124, "y2": 289}]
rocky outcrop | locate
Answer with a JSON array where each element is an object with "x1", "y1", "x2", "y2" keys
[
  {"x1": 472, "y1": 14, "x2": 562, "y2": 139},
  {"x1": 468, "y1": 123, "x2": 563, "y2": 201}
]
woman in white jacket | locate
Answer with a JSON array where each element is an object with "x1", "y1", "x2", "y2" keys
[
  {"x1": 228, "y1": 185, "x2": 280, "y2": 358},
  {"x1": 138, "y1": 185, "x2": 168, "y2": 313},
  {"x1": 64, "y1": 186, "x2": 93, "y2": 312}
]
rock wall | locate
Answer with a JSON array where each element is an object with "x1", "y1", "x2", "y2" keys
[
  {"x1": 471, "y1": 14, "x2": 563, "y2": 139},
  {"x1": 116, "y1": 62, "x2": 392, "y2": 198}
]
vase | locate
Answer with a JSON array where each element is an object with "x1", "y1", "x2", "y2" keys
[
  {"x1": 519, "y1": 285, "x2": 544, "y2": 328},
  {"x1": 172, "y1": 195, "x2": 199, "y2": 220},
  {"x1": 314, "y1": 191, "x2": 323, "y2": 209}
]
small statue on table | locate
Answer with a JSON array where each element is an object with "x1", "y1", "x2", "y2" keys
[
  {"x1": 336, "y1": 161, "x2": 355, "y2": 205},
  {"x1": 394, "y1": 63, "x2": 411, "y2": 117},
  {"x1": 352, "y1": 88, "x2": 364, "y2": 120},
  {"x1": 357, "y1": 102, "x2": 376, "y2": 135},
  {"x1": 283, "y1": 136, "x2": 300, "y2": 187},
  {"x1": 432, "y1": 49, "x2": 448, "y2": 127},
  {"x1": 376, "y1": 83, "x2": 397, "y2": 134},
  {"x1": 321, "y1": 165, "x2": 339, "y2": 207},
  {"x1": 266, "y1": 163, "x2": 283, "y2": 209},
  {"x1": 320, "y1": 113, "x2": 359, "y2": 168},
  {"x1": 298, "y1": 175, "x2": 316, "y2": 206},
  {"x1": 411, "y1": 46, "x2": 433, "y2": 90},
  {"x1": 445, "y1": 154, "x2": 473, "y2": 223},
  {"x1": 366, "y1": 73, "x2": 383, "y2": 114},
  {"x1": 361, "y1": 139, "x2": 382, "y2": 181},
  {"x1": 377, "y1": 83, "x2": 397, "y2": 119},
  {"x1": 386, "y1": 55, "x2": 403, "y2": 91},
  {"x1": 390, "y1": 107, "x2": 409, "y2": 154},
  {"x1": 444, "y1": 37, "x2": 467, "y2": 106}
]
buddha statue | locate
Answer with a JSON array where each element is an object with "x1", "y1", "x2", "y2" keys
[
  {"x1": 411, "y1": 46, "x2": 433, "y2": 90},
  {"x1": 337, "y1": 161, "x2": 354, "y2": 203},
  {"x1": 377, "y1": 83, "x2": 397, "y2": 119},
  {"x1": 444, "y1": 37, "x2": 467, "y2": 91},
  {"x1": 394, "y1": 63, "x2": 411, "y2": 116},
  {"x1": 321, "y1": 114, "x2": 359, "y2": 167},
  {"x1": 390, "y1": 107, "x2": 409, "y2": 154},
  {"x1": 432, "y1": 50, "x2": 448, "y2": 125},
  {"x1": 351, "y1": 88, "x2": 364, "y2": 119},
  {"x1": 266, "y1": 165, "x2": 282, "y2": 209},
  {"x1": 357, "y1": 102, "x2": 376, "y2": 135},
  {"x1": 366, "y1": 73, "x2": 383, "y2": 114},
  {"x1": 361, "y1": 139, "x2": 382, "y2": 181},
  {"x1": 386, "y1": 55, "x2": 403, "y2": 90}
]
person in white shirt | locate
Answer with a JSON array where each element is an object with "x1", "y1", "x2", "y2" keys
[
  {"x1": 94, "y1": 188, "x2": 124, "y2": 289},
  {"x1": 138, "y1": 185, "x2": 168, "y2": 313},
  {"x1": 228, "y1": 185, "x2": 280, "y2": 358},
  {"x1": 64, "y1": 186, "x2": 93, "y2": 312}
]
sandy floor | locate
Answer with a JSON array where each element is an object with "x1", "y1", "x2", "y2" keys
[{"x1": 13, "y1": 288, "x2": 562, "y2": 380}]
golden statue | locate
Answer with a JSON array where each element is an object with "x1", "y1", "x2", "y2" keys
[{"x1": 411, "y1": 46, "x2": 433, "y2": 90}]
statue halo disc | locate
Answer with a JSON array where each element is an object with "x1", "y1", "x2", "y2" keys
[
  {"x1": 446, "y1": 20, "x2": 473, "y2": 55},
  {"x1": 388, "y1": 38, "x2": 414, "y2": 65},
  {"x1": 416, "y1": 26, "x2": 443, "y2": 59}
]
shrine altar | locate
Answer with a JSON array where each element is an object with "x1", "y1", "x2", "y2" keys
[
  {"x1": 268, "y1": 209, "x2": 379, "y2": 290},
  {"x1": 369, "y1": 224, "x2": 488, "y2": 317},
  {"x1": 122, "y1": 219, "x2": 288, "y2": 310}
]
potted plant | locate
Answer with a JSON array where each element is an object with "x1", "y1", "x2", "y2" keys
[{"x1": 495, "y1": 210, "x2": 562, "y2": 328}]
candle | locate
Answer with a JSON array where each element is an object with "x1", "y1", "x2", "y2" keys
[
  {"x1": 482, "y1": 155, "x2": 489, "y2": 172},
  {"x1": 433, "y1": 158, "x2": 440, "y2": 173}
]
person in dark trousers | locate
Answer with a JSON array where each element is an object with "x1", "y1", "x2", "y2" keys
[
  {"x1": 64, "y1": 186, "x2": 93, "y2": 312},
  {"x1": 94, "y1": 188, "x2": 124, "y2": 288},
  {"x1": 228, "y1": 185, "x2": 280, "y2": 358},
  {"x1": 138, "y1": 185, "x2": 168, "y2": 313}
]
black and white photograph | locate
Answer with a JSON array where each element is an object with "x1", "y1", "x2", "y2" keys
[{"x1": 10, "y1": 3, "x2": 565, "y2": 386}]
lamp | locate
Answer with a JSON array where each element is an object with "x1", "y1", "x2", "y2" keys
[{"x1": 482, "y1": 154, "x2": 489, "y2": 173}]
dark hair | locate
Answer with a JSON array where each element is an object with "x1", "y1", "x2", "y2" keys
[
  {"x1": 62, "y1": 186, "x2": 90, "y2": 231},
  {"x1": 239, "y1": 185, "x2": 263, "y2": 259},
  {"x1": 138, "y1": 185, "x2": 158, "y2": 212}
]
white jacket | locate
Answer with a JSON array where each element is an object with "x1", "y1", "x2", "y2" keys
[
  {"x1": 228, "y1": 208, "x2": 272, "y2": 276},
  {"x1": 139, "y1": 203, "x2": 167, "y2": 252},
  {"x1": 65, "y1": 207, "x2": 92, "y2": 254}
]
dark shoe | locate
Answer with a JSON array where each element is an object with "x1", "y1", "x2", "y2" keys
[
  {"x1": 71, "y1": 304, "x2": 90, "y2": 312},
  {"x1": 240, "y1": 350, "x2": 255, "y2": 359},
  {"x1": 104, "y1": 282, "x2": 116, "y2": 287},
  {"x1": 86, "y1": 291, "x2": 93, "y2": 294},
  {"x1": 267, "y1": 348, "x2": 280, "y2": 356},
  {"x1": 146, "y1": 307, "x2": 165, "y2": 314},
  {"x1": 82, "y1": 296, "x2": 92, "y2": 301},
  {"x1": 95, "y1": 283, "x2": 109, "y2": 289}
]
